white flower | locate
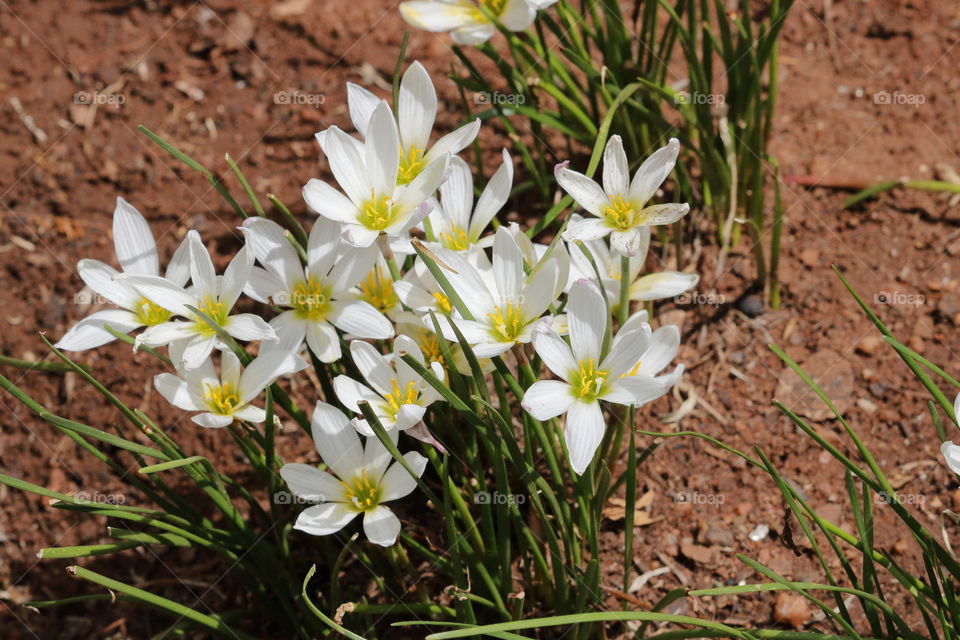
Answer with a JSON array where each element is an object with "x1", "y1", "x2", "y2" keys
[
  {"x1": 304, "y1": 101, "x2": 449, "y2": 249},
  {"x1": 242, "y1": 218, "x2": 393, "y2": 362},
  {"x1": 393, "y1": 258, "x2": 455, "y2": 316},
  {"x1": 154, "y1": 349, "x2": 307, "y2": 428},
  {"x1": 522, "y1": 280, "x2": 682, "y2": 474},
  {"x1": 942, "y1": 394, "x2": 960, "y2": 475},
  {"x1": 559, "y1": 135, "x2": 689, "y2": 256},
  {"x1": 566, "y1": 217, "x2": 698, "y2": 304},
  {"x1": 119, "y1": 230, "x2": 277, "y2": 370},
  {"x1": 334, "y1": 335, "x2": 445, "y2": 444},
  {"x1": 326, "y1": 61, "x2": 480, "y2": 190},
  {"x1": 427, "y1": 227, "x2": 561, "y2": 358},
  {"x1": 352, "y1": 257, "x2": 404, "y2": 321},
  {"x1": 56, "y1": 198, "x2": 190, "y2": 351},
  {"x1": 280, "y1": 401, "x2": 427, "y2": 546},
  {"x1": 427, "y1": 151, "x2": 513, "y2": 251},
  {"x1": 399, "y1": 0, "x2": 541, "y2": 45}
]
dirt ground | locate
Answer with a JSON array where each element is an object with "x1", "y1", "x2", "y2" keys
[{"x1": 2, "y1": 0, "x2": 960, "y2": 638}]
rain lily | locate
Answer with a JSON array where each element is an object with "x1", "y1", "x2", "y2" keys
[
  {"x1": 304, "y1": 101, "x2": 448, "y2": 249},
  {"x1": 280, "y1": 401, "x2": 427, "y2": 546},
  {"x1": 426, "y1": 227, "x2": 561, "y2": 358},
  {"x1": 522, "y1": 280, "x2": 682, "y2": 474},
  {"x1": 119, "y1": 230, "x2": 277, "y2": 371},
  {"x1": 327, "y1": 61, "x2": 480, "y2": 189},
  {"x1": 566, "y1": 216, "x2": 698, "y2": 304},
  {"x1": 393, "y1": 258, "x2": 456, "y2": 316},
  {"x1": 427, "y1": 151, "x2": 513, "y2": 251},
  {"x1": 242, "y1": 218, "x2": 393, "y2": 362},
  {"x1": 154, "y1": 348, "x2": 307, "y2": 428},
  {"x1": 942, "y1": 393, "x2": 960, "y2": 475},
  {"x1": 559, "y1": 135, "x2": 689, "y2": 256},
  {"x1": 400, "y1": 0, "x2": 547, "y2": 45},
  {"x1": 352, "y1": 258, "x2": 404, "y2": 321},
  {"x1": 56, "y1": 197, "x2": 190, "y2": 351},
  {"x1": 333, "y1": 335, "x2": 445, "y2": 446}
]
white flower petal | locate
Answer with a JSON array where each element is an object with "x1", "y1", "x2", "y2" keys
[
  {"x1": 531, "y1": 327, "x2": 575, "y2": 381},
  {"x1": 423, "y1": 119, "x2": 480, "y2": 165},
  {"x1": 154, "y1": 372, "x2": 198, "y2": 411},
  {"x1": 224, "y1": 313, "x2": 278, "y2": 342},
  {"x1": 305, "y1": 321, "x2": 341, "y2": 363},
  {"x1": 113, "y1": 197, "x2": 158, "y2": 276},
  {"x1": 349, "y1": 340, "x2": 395, "y2": 396},
  {"x1": 281, "y1": 463, "x2": 347, "y2": 503},
  {"x1": 943, "y1": 441, "x2": 960, "y2": 476},
  {"x1": 165, "y1": 236, "x2": 192, "y2": 287},
  {"x1": 329, "y1": 300, "x2": 394, "y2": 340},
  {"x1": 327, "y1": 245, "x2": 379, "y2": 293},
  {"x1": 324, "y1": 126, "x2": 369, "y2": 207},
  {"x1": 77, "y1": 259, "x2": 139, "y2": 309},
  {"x1": 499, "y1": 0, "x2": 536, "y2": 30},
  {"x1": 242, "y1": 218, "x2": 304, "y2": 289},
  {"x1": 394, "y1": 403, "x2": 426, "y2": 432},
  {"x1": 563, "y1": 217, "x2": 611, "y2": 242},
  {"x1": 630, "y1": 271, "x2": 699, "y2": 301},
  {"x1": 469, "y1": 149, "x2": 512, "y2": 240},
  {"x1": 610, "y1": 229, "x2": 643, "y2": 257},
  {"x1": 451, "y1": 23, "x2": 496, "y2": 45},
  {"x1": 603, "y1": 376, "x2": 667, "y2": 406},
  {"x1": 233, "y1": 405, "x2": 266, "y2": 423},
  {"x1": 55, "y1": 310, "x2": 142, "y2": 351},
  {"x1": 400, "y1": 0, "x2": 480, "y2": 32},
  {"x1": 221, "y1": 350, "x2": 242, "y2": 390},
  {"x1": 219, "y1": 244, "x2": 253, "y2": 310},
  {"x1": 262, "y1": 311, "x2": 308, "y2": 354},
  {"x1": 636, "y1": 325, "x2": 680, "y2": 377},
  {"x1": 522, "y1": 380, "x2": 575, "y2": 421},
  {"x1": 294, "y1": 502, "x2": 357, "y2": 536},
  {"x1": 556, "y1": 166, "x2": 607, "y2": 217},
  {"x1": 601, "y1": 327, "x2": 650, "y2": 378},
  {"x1": 334, "y1": 375, "x2": 381, "y2": 413},
  {"x1": 394, "y1": 155, "x2": 449, "y2": 219},
  {"x1": 363, "y1": 505, "x2": 401, "y2": 546},
  {"x1": 629, "y1": 137, "x2": 680, "y2": 205},
  {"x1": 567, "y1": 280, "x2": 605, "y2": 362},
  {"x1": 601, "y1": 135, "x2": 629, "y2": 197},
  {"x1": 639, "y1": 202, "x2": 690, "y2": 227},
  {"x1": 399, "y1": 61, "x2": 437, "y2": 153},
  {"x1": 346, "y1": 82, "x2": 383, "y2": 137},
  {"x1": 119, "y1": 274, "x2": 194, "y2": 317},
  {"x1": 565, "y1": 400, "x2": 606, "y2": 475},
  {"x1": 303, "y1": 178, "x2": 360, "y2": 224},
  {"x1": 187, "y1": 231, "x2": 218, "y2": 297},
  {"x1": 136, "y1": 321, "x2": 197, "y2": 349},
  {"x1": 244, "y1": 266, "x2": 285, "y2": 304},
  {"x1": 380, "y1": 452, "x2": 428, "y2": 502},
  {"x1": 239, "y1": 350, "x2": 307, "y2": 403},
  {"x1": 366, "y1": 102, "x2": 401, "y2": 196},
  {"x1": 307, "y1": 217, "x2": 342, "y2": 279},
  {"x1": 437, "y1": 156, "x2": 473, "y2": 232},
  {"x1": 180, "y1": 335, "x2": 217, "y2": 371},
  {"x1": 311, "y1": 401, "x2": 364, "y2": 479},
  {"x1": 493, "y1": 227, "x2": 524, "y2": 301},
  {"x1": 341, "y1": 224, "x2": 380, "y2": 249},
  {"x1": 192, "y1": 413, "x2": 234, "y2": 428}
]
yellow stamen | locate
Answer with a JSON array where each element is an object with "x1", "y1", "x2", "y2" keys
[
  {"x1": 432, "y1": 291, "x2": 453, "y2": 314},
  {"x1": 439, "y1": 225, "x2": 471, "y2": 251},
  {"x1": 383, "y1": 378, "x2": 420, "y2": 417},
  {"x1": 290, "y1": 276, "x2": 332, "y2": 320},
  {"x1": 417, "y1": 333, "x2": 446, "y2": 367},
  {"x1": 341, "y1": 470, "x2": 382, "y2": 512},
  {"x1": 621, "y1": 359, "x2": 643, "y2": 378},
  {"x1": 469, "y1": 0, "x2": 507, "y2": 20},
  {"x1": 398, "y1": 145, "x2": 425, "y2": 185},
  {"x1": 357, "y1": 191, "x2": 396, "y2": 231},
  {"x1": 569, "y1": 359, "x2": 608, "y2": 402},
  {"x1": 602, "y1": 194, "x2": 636, "y2": 231},
  {"x1": 358, "y1": 266, "x2": 398, "y2": 314},
  {"x1": 194, "y1": 295, "x2": 229, "y2": 336},
  {"x1": 486, "y1": 302, "x2": 526, "y2": 342},
  {"x1": 133, "y1": 297, "x2": 171, "y2": 326},
  {"x1": 205, "y1": 383, "x2": 241, "y2": 415}
]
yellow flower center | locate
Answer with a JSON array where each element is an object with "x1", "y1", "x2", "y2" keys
[
  {"x1": 194, "y1": 295, "x2": 229, "y2": 336},
  {"x1": 133, "y1": 297, "x2": 172, "y2": 326},
  {"x1": 342, "y1": 471, "x2": 383, "y2": 512},
  {"x1": 439, "y1": 225, "x2": 471, "y2": 251},
  {"x1": 290, "y1": 276, "x2": 332, "y2": 320},
  {"x1": 417, "y1": 333, "x2": 446, "y2": 367},
  {"x1": 357, "y1": 191, "x2": 397, "y2": 231},
  {"x1": 602, "y1": 194, "x2": 637, "y2": 231},
  {"x1": 398, "y1": 145, "x2": 425, "y2": 185},
  {"x1": 486, "y1": 302, "x2": 526, "y2": 342},
  {"x1": 431, "y1": 291, "x2": 453, "y2": 314},
  {"x1": 469, "y1": 0, "x2": 507, "y2": 20},
  {"x1": 205, "y1": 383, "x2": 241, "y2": 416},
  {"x1": 383, "y1": 378, "x2": 420, "y2": 417},
  {"x1": 358, "y1": 267, "x2": 398, "y2": 314},
  {"x1": 569, "y1": 359, "x2": 608, "y2": 402}
]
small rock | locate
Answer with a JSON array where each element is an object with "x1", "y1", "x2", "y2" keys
[
  {"x1": 219, "y1": 11, "x2": 256, "y2": 51},
  {"x1": 702, "y1": 525, "x2": 734, "y2": 547},
  {"x1": 748, "y1": 524, "x2": 769, "y2": 541},
  {"x1": 736, "y1": 294, "x2": 763, "y2": 318},
  {"x1": 736, "y1": 502, "x2": 754, "y2": 516},
  {"x1": 773, "y1": 592, "x2": 811, "y2": 629},
  {"x1": 869, "y1": 382, "x2": 886, "y2": 398},
  {"x1": 680, "y1": 543, "x2": 713, "y2": 564},
  {"x1": 909, "y1": 336, "x2": 924, "y2": 352},
  {"x1": 938, "y1": 293, "x2": 960, "y2": 323},
  {"x1": 799, "y1": 248, "x2": 820, "y2": 268},
  {"x1": 856, "y1": 398, "x2": 877, "y2": 413},
  {"x1": 856, "y1": 334, "x2": 883, "y2": 356}
]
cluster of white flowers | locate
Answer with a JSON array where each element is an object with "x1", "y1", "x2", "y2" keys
[
  {"x1": 399, "y1": 0, "x2": 558, "y2": 45},
  {"x1": 57, "y1": 62, "x2": 697, "y2": 546}
]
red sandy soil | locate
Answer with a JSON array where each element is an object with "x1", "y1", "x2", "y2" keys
[{"x1": 1, "y1": 0, "x2": 960, "y2": 637}]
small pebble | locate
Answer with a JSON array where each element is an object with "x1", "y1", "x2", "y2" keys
[
  {"x1": 748, "y1": 524, "x2": 770, "y2": 542},
  {"x1": 737, "y1": 294, "x2": 763, "y2": 318}
]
